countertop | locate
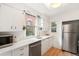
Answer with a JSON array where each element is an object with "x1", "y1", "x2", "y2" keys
[{"x1": 0, "y1": 35, "x2": 53, "y2": 54}]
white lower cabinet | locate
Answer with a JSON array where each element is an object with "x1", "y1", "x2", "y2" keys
[
  {"x1": 52, "y1": 35, "x2": 57, "y2": 48},
  {"x1": 49, "y1": 37, "x2": 53, "y2": 48},
  {"x1": 41, "y1": 37, "x2": 53, "y2": 55},
  {"x1": 0, "y1": 45, "x2": 29, "y2": 56},
  {"x1": 0, "y1": 51, "x2": 12, "y2": 56},
  {"x1": 0, "y1": 36, "x2": 53, "y2": 56},
  {"x1": 12, "y1": 45, "x2": 29, "y2": 56}
]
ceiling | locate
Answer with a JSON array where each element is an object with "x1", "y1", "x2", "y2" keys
[
  {"x1": 5, "y1": 3, "x2": 79, "y2": 16},
  {"x1": 25, "y1": 3, "x2": 79, "y2": 16}
]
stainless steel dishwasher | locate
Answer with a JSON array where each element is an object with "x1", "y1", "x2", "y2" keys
[{"x1": 29, "y1": 40, "x2": 41, "y2": 56}]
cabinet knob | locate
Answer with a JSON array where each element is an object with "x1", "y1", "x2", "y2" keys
[{"x1": 13, "y1": 36, "x2": 16, "y2": 39}]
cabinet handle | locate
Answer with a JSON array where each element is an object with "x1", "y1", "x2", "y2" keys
[
  {"x1": 20, "y1": 53, "x2": 24, "y2": 56},
  {"x1": 20, "y1": 48, "x2": 24, "y2": 50},
  {"x1": 14, "y1": 36, "x2": 16, "y2": 38},
  {"x1": 11, "y1": 26, "x2": 13, "y2": 29},
  {"x1": 15, "y1": 26, "x2": 16, "y2": 29},
  {"x1": 30, "y1": 43, "x2": 41, "y2": 48}
]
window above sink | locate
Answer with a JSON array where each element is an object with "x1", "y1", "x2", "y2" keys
[{"x1": 25, "y1": 12, "x2": 44, "y2": 37}]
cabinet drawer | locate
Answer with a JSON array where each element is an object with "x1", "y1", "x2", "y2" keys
[
  {"x1": 13, "y1": 46, "x2": 25, "y2": 56},
  {"x1": 12, "y1": 46, "x2": 27, "y2": 56},
  {"x1": 0, "y1": 51, "x2": 12, "y2": 56}
]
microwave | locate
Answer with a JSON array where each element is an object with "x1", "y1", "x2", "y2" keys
[{"x1": 0, "y1": 35, "x2": 13, "y2": 48}]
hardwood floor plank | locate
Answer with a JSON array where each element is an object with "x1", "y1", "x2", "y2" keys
[{"x1": 43, "y1": 48, "x2": 76, "y2": 56}]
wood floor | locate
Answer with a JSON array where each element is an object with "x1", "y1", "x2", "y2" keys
[{"x1": 44, "y1": 48, "x2": 76, "y2": 56}]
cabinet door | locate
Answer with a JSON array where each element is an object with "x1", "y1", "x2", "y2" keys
[
  {"x1": 52, "y1": 35, "x2": 57, "y2": 48},
  {"x1": 0, "y1": 4, "x2": 25, "y2": 32},
  {"x1": 49, "y1": 37, "x2": 53, "y2": 48},
  {"x1": 23, "y1": 45, "x2": 29, "y2": 56},
  {"x1": 12, "y1": 9, "x2": 25, "y2": 31},
  {"x1": 0, "y1": 51, "x2": 12, "y2": 56},
  {"x1": 0, "y1": 4, "x2": 13, "y2": 31},
  {"x1": 41, "y1": 39, "x2": 49, "y2": 55}
]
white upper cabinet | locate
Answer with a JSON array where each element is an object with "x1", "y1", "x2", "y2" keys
[
  {"x1": 0, "y1": 4, "x2": 25, "y2": 32},
  {"x1": 12, "y1": 8, "x2": 25, "y2": 32},
  {"x1": 0, "y1": 4, "x2": 13, "y2": 31}
]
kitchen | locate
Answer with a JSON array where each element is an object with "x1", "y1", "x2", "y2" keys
[{"x1": 0, "y1": 3, "x2": 79, "y2": 56}]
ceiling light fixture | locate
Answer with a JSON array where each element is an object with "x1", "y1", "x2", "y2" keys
[
  {"x1": 45, "y1": 3, "x2": 62, "y2": 8},
  {"x1": 50, "y1": 3, "x2": 62, "y2": 8}
]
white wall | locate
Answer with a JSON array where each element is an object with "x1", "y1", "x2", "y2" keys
[
  {"x1": 62, "y1": 9, "x2": 79, "y2": 22},
  {"x1": 50, "y1": 16, "x2": 62, "y2": 49},
  {"x1": 42, "y1": 15, "x2": 51, "y2": 35},
  {"x1": 51, "y1": 8, "x2": 79, "y2": 49}
]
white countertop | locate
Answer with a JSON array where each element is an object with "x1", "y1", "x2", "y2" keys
[{"x1": 0, "y1": 35, "x2": 53, "y2": 54}]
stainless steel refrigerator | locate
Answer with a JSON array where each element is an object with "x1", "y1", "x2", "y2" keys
[{"x1": 62, "y1": 21, "x2": 79, "y2": 54}]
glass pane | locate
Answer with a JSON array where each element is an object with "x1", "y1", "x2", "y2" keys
[
  {"x1": 37, "y1": 16, "x2": 43, "y2": 27},
  {"x1": 25, "y1": 14, "x2": 36, "y2": 36},
  {"x1": 26, "y1": 26, "x2": 35, "y2": 36},
  {"x1": 51, "y1": 22, "x2": 56, "y2": 32}
]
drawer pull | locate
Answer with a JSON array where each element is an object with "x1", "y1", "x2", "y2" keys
[
  {"x1": 20, "y1": 48, "x2": 24, "y2": 50},
  {"x1": 20, "y1": 53, "x2": 24, "y2": 56},
  {"x1": 30, "y1": 43, "x2": 41, "y2": 47}
]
